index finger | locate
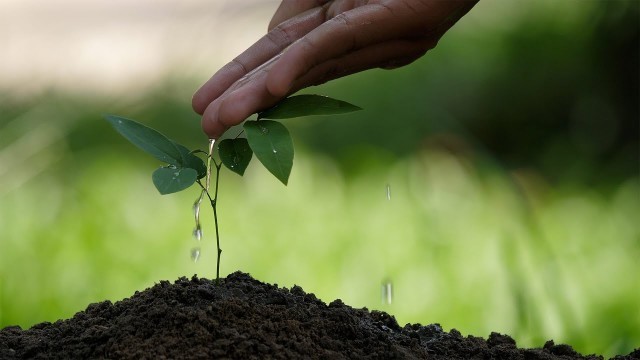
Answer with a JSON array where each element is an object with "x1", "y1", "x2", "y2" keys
[{"x1": 192, "y1": 7, "x2": 327, "y2": 115}]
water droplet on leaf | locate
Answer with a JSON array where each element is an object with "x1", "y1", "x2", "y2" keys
[
  {"x1": 272, "y1": 149, "x2": 277, "y2": 154},
  {"x1": 261, "y1": 126, "x2": 269, "y2": 134}
]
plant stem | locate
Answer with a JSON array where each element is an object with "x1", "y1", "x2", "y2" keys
[
  {"x1": 212, "y1": 162, "x2": 222, "y2": 284},
  {"x1": 197, "y1": 160, "x2": 223, "y2": 284}
]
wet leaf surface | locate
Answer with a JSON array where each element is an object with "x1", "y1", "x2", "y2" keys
[
  {"x1": 218, "y1": 138, "x2": 253, "y2": 176},
  {"x1": 244, "y1": 121, "x2": 293, "y2": 185}
]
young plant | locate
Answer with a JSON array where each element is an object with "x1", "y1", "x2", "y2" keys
[{"x1": 105, "y1": 94, "x2": 360, "y2": 282}]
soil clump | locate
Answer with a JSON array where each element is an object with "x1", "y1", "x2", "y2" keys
[{"x1": 0, "y1": 272, "x2": 633, "y2": 359}]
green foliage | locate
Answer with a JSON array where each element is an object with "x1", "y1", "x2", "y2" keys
[
  {"x1": 105, "y1": 114, "x2": 184, "y2": 166},
  {"x1": 219, "y1": 95, "x2": 361, "y2": 185},
  {"x1": 106, "y1": 95, "x2": 360, "y2": 192},
  {"x1": 243, "y1": 121, "x2": 294, "y2": 185},
  {"x1": 105, "y1": 114, "x2": 207, "y2": 194},
  {"x1": 218, "y1": 138, "x2": 252, "y2": 176},
  {"x1": 104, "y1": 94, "x2": 360, "y2": 281},
  {"x1": 173, "y1": 143, "x2": 207, "y2": 179},
  {"x1": 258, "y1": 94, "x2": 362, "y2": 120},
  {"x1": 152, "y1": 167, "x2": 198, "y2": 195}
]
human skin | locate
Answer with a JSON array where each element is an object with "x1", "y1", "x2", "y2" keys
[{"x1": 193, "y1": 0, "x2": 479, "y2": 139}]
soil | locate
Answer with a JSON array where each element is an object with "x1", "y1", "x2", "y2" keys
[{"x1": 0, "y1": 272, "x2": 636, "y2": 359}]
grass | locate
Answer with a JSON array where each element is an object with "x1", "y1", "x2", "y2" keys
[{"x1": 0, "y1": 146, "x2": 637, "y2": 358}]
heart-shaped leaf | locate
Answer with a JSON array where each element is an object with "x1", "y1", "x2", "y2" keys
[
  {"x1": 173, "y1": 142, "x2": 207, "y2": 179},
  {"x1": 258, "y1": 94, "x2": 361, "y2": 119},
  {"x1": 105, "y1": 115, "x2": 183, "y2": 166},
  {"x1": 218, "y1": 138, "x2": 253, "y2": 176},
  {"x1": 244, "y1": 121, "x2": 293, "y2": 185},
  {"x1": 152, "y1": 167, "x2": 198, "y2": 195}
]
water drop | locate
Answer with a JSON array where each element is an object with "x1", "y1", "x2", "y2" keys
[
  {"x1": 193, "y1": 189, "x2": 204, "y2": 223},
  {"x1": 386, "y1": 183, "x2": 391, "y2": 201},
  {"x1": 272, "y1": 149, "x2": 278, "y2": 154},
  {"x1": 381, "y1": 280, "x2": 393, "y2": 305},
  {"x1": 187, "y1": 140, "x2": 215, "y2": 264},
  {"x1": 206, "y1": 139, "x2": 216, "y2": 192},
  {"x1": 193, "y1": 225, "x2": 202, "y2": 241},
  {"x1": 193, "y1": 198, "x2": 202, "y2": 217},
  {"x1": 190, "y1": 247, "x2": 201, "y2": 262},
  {"x1": 261, "y1": 126, "x2": 269, "y2": 134}
]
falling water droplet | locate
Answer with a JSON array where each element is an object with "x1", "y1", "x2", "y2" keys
[
  {"x1": 381, "y1": 280, "x2": 393, "y2": 305},
  {"x1": 190, "y1": 247, "x2": 201, "y2": 262},
  {"x1": 193, "y1": 189, "x2": 204, "y2": 228},
  {"x1": 193, "y1": 198, "x2": 201, "y2": 215},
  {"x1": 386, "y1": 183, "x2": 391, "y2": 201},
  {"x1": 193, "y1": 225, "x2": 202, "y2": 241},
  {"x1": 187, "y1": 139, "x2": 216, "y2": 262},
  {"x1": 206, "y1": 139, "x2": 216, "y2": 192}
]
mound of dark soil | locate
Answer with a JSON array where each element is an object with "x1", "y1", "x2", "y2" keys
[{"x1": 0, "y1": 272, "x2": 635, "y2": 359}]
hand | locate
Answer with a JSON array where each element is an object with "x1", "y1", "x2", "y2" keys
[{"x1": 193, "y1": 0, "x2": 478, "y2": 139}]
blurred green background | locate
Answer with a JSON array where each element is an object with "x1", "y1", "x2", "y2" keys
[{"x1": 1, "y1": 0, "x2": 638, "y2": 357}]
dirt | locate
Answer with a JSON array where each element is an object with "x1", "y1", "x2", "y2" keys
[{"x1": 0, "y1": 272, "x2": 636, "y2": 359}]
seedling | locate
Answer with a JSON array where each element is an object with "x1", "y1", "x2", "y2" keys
[{"x1": 105, "y1": 94, "x2": 360, "y2": 282}]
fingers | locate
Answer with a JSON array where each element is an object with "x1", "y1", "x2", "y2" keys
[
  {"x1": 198, "y1": 0, "x2": 480, "y2": 138},
  {"x1": 291, "y1": 37, "x2": 438, "y2": 91},
  {"x1": 192, "y1": 6, "x2": 327, "y2": 115},
  {"x1": 201, "y1": 59, "x2": 281, "y2": 139},
  {"x1": 202, "y1": 84, "x2": 279, "y2": 139},
  {"x1": 201, "y1": 36, "x2": 436, "y2": 139},
  {"x1": 265, "y1": 1, "x2": 473, "y2": 97},
  {"x1": 266, "y1": 4, "x2": 393, "y2": 97},
  {"x1": 268, "y1": 0, "x2": 328, "y2": 31}
]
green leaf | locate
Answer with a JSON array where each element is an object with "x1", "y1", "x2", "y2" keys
[
  {"x1": 152, "y1": 167, "x2": 198, "y2": 195},
  {"x1": 257, "y1": 94, "x2": 361, "y2": 119},
  {"x1": 173, "y1": 142, "x2": 207, "y2": 179},
  {"x1": 105, "y1": 114, "x2": 183, "y2": 166},
  {"x1": 244, "y1": 121, "x2": 293, "y2": 185},
  {"x1": 218, "y1": 138, "x2": 253, "y2": 176}
]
